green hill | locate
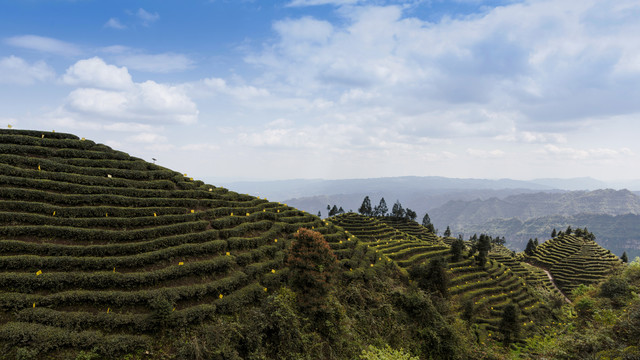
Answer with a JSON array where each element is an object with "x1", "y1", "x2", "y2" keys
[{"x1": 524, "y1": 233, "x2": 623, "y2": 296}]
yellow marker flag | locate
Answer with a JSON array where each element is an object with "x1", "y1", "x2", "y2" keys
[
  {"x1": 81, "y1": 137, "x2": 85, "y2": 141},
  {"x1": 189, "y1": 177, "x2": 193, "y2": 181},
  {"x1": 209, "y1": 188, "x2": 212, "y2": 192},
  {"x1": 36, "y1": 270, "x2": 42, "y2": 276},
  {"x1": 33, "y1": 303, "x2": 36, "y2": 308},
  {"x1": 246, "y1": 213, "x2": 250, "y2": 216},
  {"x1": 52, "y1": 130, "x2": 55, "y2": 133},
  {"x1": 226, "y1": 252, "x2": 230, "y2": 256},
  {"x1": 41, "y1": 134, "x2": 44, "y2": 138},
  {"x1": 184, "y1": 173, "x2": 187, "y2": 176},
  {"x1": 153, "y1": 213, "x2": 157, "y2": 217},
  {"x1": 263, "y1": 209, "x2": 266, "y2": 212},
  {"x1": 190, "y1": 209, "x2": 194, "y2": 213},
  {"x1": 113, "y1": 267, "x2": 115, "y2": 273},
  {"x1": 271, "y1": 269, "x2": 276, "y2": 273},
  {"x1": 274, "y1": 239, "x2": 278, "y2": 243},
  {"x1": 105, "y1": 213, "x2": 108, "y2": 217},
  {"x1": 179, "y1": 262, "x2": 184, "y2": 266},
  {"x1": 263, "y1": 287, "x2": 268, "y2": 292},
  {"x1": 219, "y1": 294, "x2": 223, "y2": 299},
  {"x1": 52, "y1": 211, "x2": 55, "y2": 216},
  {"x1": 7, "y1": 124, "x2": 12, "y2": 129},
  {"x1": 172, "y1": 307, "x2": 176, "y2": 312},
  {"x1": 277, "y1": 209, "x2": 280, "y2": 213},
  {"x1": 107, "y1": 174, "x2": 112, "y2": 178},
  {"x1": 230, "y1": 212, "x2": 234, "y2": 216},
  {"x1": 38, "y1": 165, "x2": 41, "y2": 171}
]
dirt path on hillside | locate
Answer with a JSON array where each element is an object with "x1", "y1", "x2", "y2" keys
[{"x1": 539, "y1": 268, "x2": 571, "y2": 303}]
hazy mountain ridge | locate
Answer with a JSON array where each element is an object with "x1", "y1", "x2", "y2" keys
[{"x1": 430, "y1": 189, "x2": 640, "y2": 231}]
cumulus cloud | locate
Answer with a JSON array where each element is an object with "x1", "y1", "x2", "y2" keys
[
  {"x1": 0, "y1": 56, "x2": 55, "y2": 85},
  {"x1": 60, "y1": 57, "x2": 198, "y2": 125},
  {"x1": 286, "y1": 0, "x2": 360, "y2": 6},
  {"x1": 5, "y1": 35, "x2": 81, "y2": 56},
  {"x1": 62, "y1": 57, "x2": 133, "y2": 90},
  {"x1": 466, "y1": 148, "x2": 506, "y2": 159}
]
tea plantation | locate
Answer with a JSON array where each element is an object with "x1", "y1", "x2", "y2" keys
[{"x1": 0, "y1": 129, "x2": 637, "y2": 359}]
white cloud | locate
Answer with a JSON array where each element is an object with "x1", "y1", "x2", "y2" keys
[
  {"x1": 5, "y1": 35, "x2": 81, "y2": 56},
  {"x1": 60, "y1": 57, "x2": 198, "y2": 125},
  {"x1": 62, "y1": 57, "x2": 133, "y2": 90},
  {"x1": 0, "y1": 56, "x2": 55, "y2": 85},
  {"x1": 105, "y1": 18, "x2": 126, "y2": 30},
  {"x1": 181, "y1": 143, "x2": 220, "y2": 151},
  {"x1": 114, "y1": 53, "x2": 194, "y2": 73},
  {"x1": 137, "y1": 8, "x2": 159, "y2": 26},
  {"x1": 201, "y1": 77, "x2": 270, "y2": 100}
]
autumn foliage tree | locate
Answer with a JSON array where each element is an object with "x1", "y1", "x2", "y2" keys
[{"x1": 287, "y1": 228, "x2": 340, "y2": 312}]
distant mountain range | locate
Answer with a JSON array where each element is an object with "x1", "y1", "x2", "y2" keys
[{"x1": 217, "y1": 176, "x2": 640, "y2": 260}]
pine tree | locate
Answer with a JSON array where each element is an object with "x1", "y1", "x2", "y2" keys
[
  {"x1": 391, "y1": 200, "x2": 405, "y2": 218},
  {"x1": 329, "y1": 205, "x2": 338, "y2": 217},
  {"x1": 405, "y1": 208, "x2": 417, "y2": 221},
  {"x1": 317, "y1": 211, "x2": 321, "y2": 217},
  {"x1": 566, "y1": 226, "x2": 572, "y2": 235},
  {"x1": 443, "y1": 226, "x2": 452, "y2": 238},
  {"x1": 476, "y1": 234, "x2": 491, "y2": 266},
  {"x1": 525, "y1": 239, "x2": 536, "y2": 256},
  {"x1": 621, "y1": 251, "x2": 629, "y2": 263},
  {"x1": 534, "y1": 238, "x2": 539, "y2": 247},
  {"x1": 374, "y1": 198, "x2": 388, "y2": 216},
  {"x1": 338, "y1": 206, "x2": 345, "y2": 214},
  {"x1": 551, "y1": 228, "x2": 557, "y2": 238},
  {"x1": 422, "y1": 212, "x2": 435, "y2": 233},
  {"x1": 358, "y1": 196, "x2": 373, "y2": 216},
  {"x1": 450, "y1": 237, "x2": 465, "y2": 262},
  {"x1": 499, "y1": 303, "x2": 521, "y2": 346}
]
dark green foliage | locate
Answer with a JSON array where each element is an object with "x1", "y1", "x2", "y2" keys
[
  {"x1": 450, "y1": 238, "x2": 465, "y2": 263},
  {"x1": 551, "y1": 228, "x2": 557, "y2": 238},
  {"x1": 287, "y1": 228, "x2": 339, "y2": 312},
  {"x1": 444, "y1": 226, "x2": 451, "y2": 237},
  {"x1": 359, "y1": 196, "x2": 373, "y2": 216},
  {"x1": 599, "y1": 276, "x2": 631, "y2": 300},
  {"x1": 408, "y1": 257, "x2": 449, "y2": 298},
  {"x1": 374, "y1": 198, "x2": 388, "y2": 217},
  {"x1": 476, "y1": 234, "x2": 491, "y2": 266},
  {"x1": 621, "y1": 251, "x2": 628, "y2": 263},
  {"x1": 525, "y1": 238, "x2": 536, "y2": 256},
  {"x1": 405, "y1": 208, "x2": 417, "y2": 222},
  {"x1": 422, "y1": 212, "x2": 435, "y2": 233},
  {"x1": 391, "y1": 200, "x2": 405, "y2": 218},
  {"x1": 498, "y1": 303, "x2": 520, "y2": 346},
  {"x1": 461, "y1": 298, "x2": 474, "y2": 322}
]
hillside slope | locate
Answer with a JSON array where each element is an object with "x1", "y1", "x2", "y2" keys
[{"x1": 0, "y1": 129, "x2": 352, "y2": 357}]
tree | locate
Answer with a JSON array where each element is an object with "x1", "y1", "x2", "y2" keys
[
  {"x1": 476, "y1": 234, "x2": 491, "y2": 266},
  {"x1": 443, "y1": 226, "x2": 452, "y2": 238},
  {"x1": 499, "y1": 303, "x2": 520, "y2": 347},
  {"x1": 338, "y1": 206, "x2": 345, "y2": 214},
  {"x1": 551, "y1": 228, "x2": 557, "y2": 238},
  {"x1": 317, "y1": 211, "x2": 321, "y2": 218},
  {"x1": 621, "y1": 251, "x2": 629, "y2": 263},
  {"x1": 533, "y1": 238, "x2": 539, "y2": 247},
  {"x1": 409, "y1": 257, "x2": 449, "y2": 298},
  {"x1": 405, "y1": 208, "x2": 417, "y2": 221},
  {"x1": 374, "y1": 198, "x2": 388, "y2": 217},
  {"x1": 525, "y1": 239, "x2": 536, "y2": 256},
  {"x1": 391, "y1": 200, "x2": 405, "y2": 218},
  {"x1": 450, "y1": 237, "x2": 465, "y2": 263},
  {"x1": 328, "y1": 205, "x2": 338, "y2": 217},
  {"x1": 287, "y1": 228, "x2": 339, "y2": 312},
  {"x1": 566, "y1": 226, "x2": 572, "y2": 235},
  {"x1": 358, "y1": 196, "x2": 373, "y2": 216},
  {"x1": 422, "y1": 212, "x2": 435, "y2": 233}
]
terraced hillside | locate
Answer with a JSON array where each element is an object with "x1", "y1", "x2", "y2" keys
[
  {"x1": 525, "y1": 233, "x2": 623, "y2": 296},
  {"x1": 0, "y1": 129, "x2": 355, "y2": 357},
  {"x1": 329, "y1": 213, "x2": 544, "y2": 334}
]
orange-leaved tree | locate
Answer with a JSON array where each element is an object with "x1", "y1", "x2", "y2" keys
[{"x1": 286, "y1": 228, "x2": 339, "y2": 312}]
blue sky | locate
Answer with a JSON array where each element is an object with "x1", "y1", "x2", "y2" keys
[{"x1": 2, "y1": 0, "x2": 640, "y2": 182}]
